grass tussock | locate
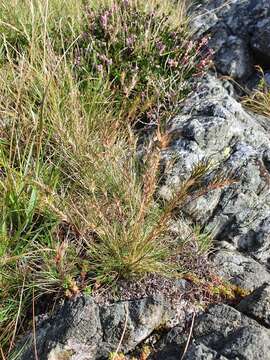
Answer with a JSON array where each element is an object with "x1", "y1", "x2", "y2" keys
[
  {"x1": 0, "y1": 0, "x2": 217, "y2": 356},
  {"x1": 242, "y1": 66, "x2": 270, "y2": 117}
]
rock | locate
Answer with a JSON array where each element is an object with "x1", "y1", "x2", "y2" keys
[
  {"x1": 161, "y1": 74, "x2": 270, "y2": 268},
  {"x1": 215, "y1": 36, "x2": 253, "y2": 79},
  {"x1": 191, "y1": 0, "x2": 270, "y2": 80},
  {"x1": 238, "y1": 283, "x2": 270, "y2": 326},
  {"x1": 191, "y1": 304, "x2": 258, "y2": 343},
  {"x1": 213, "y1": 250, "x2": 270, "y2": 291},
  {"x1": 17, "y1": 295, "x2": 189, "y2": 360},
  {"x1": 251, "y1": 19, "x2": 270, "y2": 65},
  {"x1": 99, "y1": 296, "x2": 176, "y2": 356},
  {"x1": 214, "y1": 326, "x2": 270, "y2": 359},
  {"x1": 18, "y1": 296, "x2": 102, "y2": 360},
  {"x1": 153, "y1": 2, "x2": 270, "y2": 355},
  {"x1": 184, "y1": 343, "x2": 229, "y2": 360},
  {"x1": 155, "y1": 304, "x2": 270, "y2": 360}
]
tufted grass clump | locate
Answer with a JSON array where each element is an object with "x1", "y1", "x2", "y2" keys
[
  {"x1": 0, "y1": 0, "x2": 215, "y2": 357},
  {"x1": 242, "y1": 66, "x2": 270, "y2": 118}
]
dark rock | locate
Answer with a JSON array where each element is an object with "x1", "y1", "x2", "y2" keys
[
  {"x1": 191, "y1": 0, "x2": 270, "y2": 80},
  {"x1": 214, "y1": 36, "x2": 253, "y2": 79},
  {"x1": 213, "y1": 250, "x2": 270, "y2": 291},
  {"x1": 153, "y1": 2, "x2": 270, "y2": 355},
  {"x1": 216, "y1": 326, "x2": 270, "y2": 359},
  {"x1": 18, "y1": 296, "x2": 102, "y2": 360},
  {"x1": 17, "y1": 295, "x2": 190, "y2": 360},
  {"x1": 184, "y1": 343, "x2": 229, "y2": 360},
  {"x1": 155, "y1": 304, "x2": 270, "y2": 360},
  {"x1": 251, "y1": 19, "x2": 270, "y2": 65},
  {"x1": 238, "y1": 283, "x2": 270, "y2": 327},
  {"x1": 99, "y1": 296, "x2": 176, "y2": 356}
]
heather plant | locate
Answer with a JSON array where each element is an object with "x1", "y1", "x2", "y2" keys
[{"x1": 76, "y1": 0, "x2": 213, "y2": 125}]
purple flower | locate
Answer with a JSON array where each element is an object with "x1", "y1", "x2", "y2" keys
[
  {"x1": 111, "y1": 3, "x2": 117, "y2": 13},
  {"x1": 168, "y1": 58, "x2": 178, "y2": 68},
  {"x1": 97, "y1": 64, "x2": 103, "y2": 72},
  {"x1": 100, "y1": 11, "x2": 109, "y2": 29},
  {"x1": 123, "y1": 0, "x2": 129, "y2": 6},
  {"x1": 99, "y1": 54, "x2": 112, "y2": 66},
  {"x1": 156, "y1": 41, "x2": 165, "y2": 55},
  {"x1": 127, "y1": 35, "x2": 135, "y2": 47},
  {"x1": 186, "y1": 40, "x2": 194, "y2": 52}
]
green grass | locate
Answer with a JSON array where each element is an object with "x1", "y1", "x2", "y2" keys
[
  {"x1": 0, "y1": 0, "x2": 216, "y2": 356},
  {"x1": 242, "y1": 66, "x2": 270, "y2": 117}
]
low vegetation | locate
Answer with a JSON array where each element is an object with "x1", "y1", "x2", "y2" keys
[
  {"x1": 242, "y1": 66, "x2": 270, "y2": 117},
  {"x1": 0, "y1": 0, "x2": 219, "y2": 357}
]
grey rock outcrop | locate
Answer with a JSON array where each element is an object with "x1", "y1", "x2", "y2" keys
[
  {"x1": 238, "y1": 283, "x2": 270, "y2": 326},
  {"x1": 191, "y1": 0, "x2": 270, "y2": 80},
  {"x1": 160, "y1": 74, "x2": 270, "y2": 267},
  {"x1": 213, "y1": 250, "x2": 270, "y2": 291},
  {"x1": 17, "y1": 295, "x2": 190, "y2": 360},
  {"x1": 155, "y1": 304, "x2": 270, "y2": 360},
  {"x1": 153, "y1": 1, "x2": 270, "y2": 357}
]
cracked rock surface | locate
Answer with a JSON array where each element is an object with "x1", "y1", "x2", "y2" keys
[
  {"x1": 18, "y1": 295, "x2": 191, "y2": 360},
  {"x1": 191, "y1": 0, "x2": 270, "y2": 81},
  {"x1": 154, "y1": 70, "x2": 270, "y2": 358},
  {"x1": 160, "y1": 73, "x2": 270, "y2": 268},
  {"x1": 151, "y1": 0, "x2": 270, "y2": 358},
  {"x1": 155, "y1": 303, "x2": 270, "y2": 360}
]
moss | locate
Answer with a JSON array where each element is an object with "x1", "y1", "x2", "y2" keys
[
  {"x1": 48, "y1": 347, "x2": 74, "y2": 360},
  {"x1": 183, "y1": 272, "x2": 251, "y2": 304}
]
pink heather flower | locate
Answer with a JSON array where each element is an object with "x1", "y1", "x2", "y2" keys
[
  {"x1": 97, "y1": 64, "x2": 103, "y2": 72},
  {"x1": 182, "y1": 55, "x2": 189, "y2": 65},
  {"x1": 168, "y1": 58, "x2": 178, "y2": 68},
  {"x1": 198, "y1": 55, "x2": 212, "y2": 70},
  {"x1": 99, "y1": 54, "x2": 112, "y2": 66},
  {"x1": 156, "y1": 41, "x2": 166, "y2": 55},
  {"x1": 123, "y1": 0, "x2": 129, "y2": 6},
  {"x1": 111, "y1": 3, "x2": 117, "y2": 13},
  {"x1": 100, "y1": 11, "x2": 109, "y2": 29},
  {"x1": 200, "y1": 36, "x2": 208, "y2": 46},
  {"x1": 186, "y1": 40, "x2": 195, "y2": 53},
  {"x1": 197, "y1": 36, "x2": 209, "y2": 51},
  {"x1": 127, "y1": 36, "x2": 134, "y2": 47},
  {"x1": 199, "y1": 59, "x2": 207, "y2": 68}
]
